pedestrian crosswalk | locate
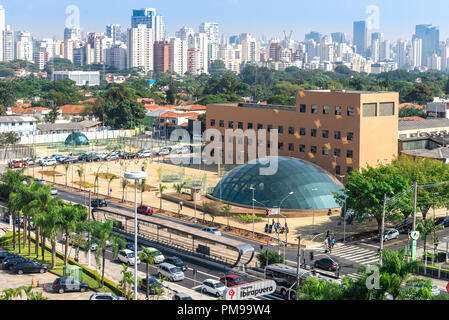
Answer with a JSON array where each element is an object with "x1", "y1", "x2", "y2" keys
[{"x1": 330, "y1": 245, "x2": 379, "y2": 265}]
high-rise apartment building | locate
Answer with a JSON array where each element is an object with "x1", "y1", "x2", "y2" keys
[
  {"x1": 411, "y1": 37, "x2": 422, "y2": 68},
  {"x1": 16, "y1": 31, "x2": 33, "y2": 62},
  {"x1": 199, "y1": 22, "x2": 219, "y2": 61},
  {"x1": 305, "y1": 31, "x2": 321, "y2": 43},
  {"x1": 131, "y1": 8, "x2": 164, "y2": 41},
  {"x1": 168, "y1": 37, "x2": 188, "y2": 75},
  {"x1": 106, "y1": 24, "x2": 121, "y2": 43},
  {"x1": 206, "y1": 90, "x2": 399, "y2": 176},
  {"x1": 239, "y1": 33, "x2": 260, "y2": 63},
  {"x1": 396, "y1": 40, "x2": 408, "y2": 69},
  {"x1": 176, "y1": 26, "x2": 194, "y2": 41},
  {"x1": 105, "y1": 44, "x2": 127, "y2": 70},
  {"x1": 154, "y1": 41, "x2": 170, "y2": 73},
  {"x1": 127, "y1": 24, "x2": 154, "y2": 74},
  {"x1": 64, "y1": 27, "x2": 82, "y2": 41},
  {"x1": 331, "y1": 32, "x2": 347, "y2": 44},
  {"x1": 188, "y1": 33, "x2": 208, "y2": 74},
  {"x1": 0, "y1": 5, "x2": 5, "y2": 62},
  {"x1": 3, "y1": 25, "x2": 13, "y2": 62},
  {"x1": 353, "y1": 21, "x2": 368, "y2": 56},
  {"x1": 415, "y1": 24, "x2": 439, "y2": 67}
]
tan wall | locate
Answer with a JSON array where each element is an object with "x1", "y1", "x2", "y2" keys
[{"x1": 205, "y1": 90, "x2": 398, "y2": 176}]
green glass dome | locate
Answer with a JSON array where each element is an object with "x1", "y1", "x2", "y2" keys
[
  {"x1": 211, "y1": 157, "x2": 343, "y2": 210},
  {"x1": 65, "y1": 132, "x2": 89, "y2": 146}
]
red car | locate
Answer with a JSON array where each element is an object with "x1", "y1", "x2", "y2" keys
[
  {"x1": 8, "y1": 159, "x2": 28, "y2": 169},
  {"x1": 219, "y1": 275, "x2": 247, "y2": 287},
  {"x1": 137, "y1": 205, "x2": 154, "y2": 215}
]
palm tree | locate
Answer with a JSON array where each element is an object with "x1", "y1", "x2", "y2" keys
[
  {"x1": 63, "y1": 163, "x2": 70, "y2": 187},
  {"x1": 156, "y1": 184, "x2": 167, "y2": 213},
  {"x1": 140, "y1": 178, "x2": 147, "y2": 206},
  {"x1": 221, "y1": 204, "x2": 232, "y2": 230},
  {"x1": 107, "y1": 174, "x2": 117, "y2": 198},
  {"x1": 416, "y1": 218, "x2": 444, "y2": 261},
  {"x1": 121, "y1": 178, "x2": 129, "y2": 202},
  {"x1": 138, "y1": 247, "x2": 157, "y2": 300},
  {"x1": 40, "y1": 204, "x2": 63, "y2": 269},
  {"x1": 173, "y1": 181, "x2": 187, "y2": 194},
  {"x1": 52, "y1": 163, "x2": 57, "y2": 184},
  {"x1": 119, "y1": 263, "x2": 134, "y2": 300},
  {"x1": 76, "y1": 165, "x2": 84, "y2": 189},
  {"x1": 94, "y1": 173, "x2": 100, "y2": 196},
  {"x1": 88, "y1": 220, "x2": 125, "y2": 288},
  {"x1": 56, "y1": 203, "x2": 88, "y2": 265}
]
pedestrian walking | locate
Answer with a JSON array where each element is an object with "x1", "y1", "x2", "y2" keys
[
  {"x1": 331, "y1": 238, "x2": 335, "y2": 248},
  {"x1": 274, "y1": 223, "x2": 278, "y2": 233}
]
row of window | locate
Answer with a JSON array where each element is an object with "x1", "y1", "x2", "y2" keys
[
  {"x1": 210, "y1": 120, "x2": 354, "y2": 141},
  {"x1": 298, "y1": 104, "x2": 355, "y2": 116},
  {"x1": 278, "y1": 143, "x2": 353, "y2": 159}
]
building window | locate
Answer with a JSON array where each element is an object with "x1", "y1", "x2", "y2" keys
[
  {"x1": 210, "y1": 135, "x2": 215, "y2": 141},
  {"x1": 347, "y1": 107, "x2": 355, "y2": 116},
  {"x1": 362, "y1": 103, "x2": 377, "y2": 117},
  {"x1": 347, "y1": 150, "x2": 353, "y2": 159},
  {"x1": 311, "y1": 129, "x2": 317, "y2": 137},
  {"x1": 334, "y1": 131, "x2": 341, "y2": 140},
  {"x1": 267, "y1": 142, "x2": 271, "y2": 148},
  {"x1": 288, "y1": 143, "x2": 294, "y2": 151},
  {"x1": 257, "y1": 123, "x2": 263, "y2": 129},
  {"x1": 322, "y1": 147, "x2": 329, "y2": 155},
  {"x1": 311, "y1": 105, "x2": 318, "y2": 114},
  {"x1": 299, "y1": 144, "x2": 305, "y2": 152},
  {"x1": 335, "y1": 106, "x2": 342, "y2": 115},
  {"x1": 323, "y1": 106, "x2": 330, "y2": 115},
  {"x1": 219, "y1": 120, "x2": 224, "y2": 127},
  {"x1": 347, "y1": 132, "x2": 354, "y2": 141},
  {"x1": 278, "y1": 142, "x2": 284, "y2": 150},
  {"x1": 335, "y1": 165, "x2": 341, "y2": 175},
  {"x1": 237, "y1": 137, "x2": 243, "y2": 144},
  {"x1": 322, "y1": 130, "x2": 329, "y2": 138},
  {"x1": 228, "y1": 121, "x2": 234, "y2": 128},
  {"x1": 229, "y1": 137, "x2": 233, "y2": 143},
  {"x1": 238, "y1": 122, "x2": 243, "y2": 129},
  {"x1": 221, "y1": 136, "x2": 224, "y2": 142},
  {"x1": 210, "y1": 119, "x2": 215, "y2": 126},
  {"x1": 311, "y1": 146, "x2": 317, "y2": 154},
  {"x1": 248, "y1": 122, "x2": 253, "y2": 129},
  {"x1": 300, "y1": 104, "x2": 306, "y2": 113},
  {"x1": 268, "y1": 125, "x2": 273, "y2": 132},
  {"x1": 278, "y1": 126, "x2": 284, "y2": 134},
  {"x1": 334, "y1": 149, "x2": 341, "y2": 157},
  {"x1": 379, "y1": 102, "x2": 395, "y2": 116},
  {"x1": 288, "y1": 127, "x2": 295, "y2": 135},
  {"x1": 248, "y1": 138, "x2": 253, "y2": 146},
  {"x1": 300, "y1": 128, "x2": 306, "y2": 136}
]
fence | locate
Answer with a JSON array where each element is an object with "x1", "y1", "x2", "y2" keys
[
  {"x1": 0, "y1": 145, "x2": 34, "y2": 162},
  {"x1": 415, "y1": 264, "x2": 449, "y2": 280},
  {"x1": 18, "y1": 129, "x2": 134, "y2": 145}
]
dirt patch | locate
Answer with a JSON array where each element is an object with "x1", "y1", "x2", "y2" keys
[
  {"x1": 126, "y1": 184, "x2": 158, "y2": 192},
  {"x1": 73, "y1": 181, "x2": 95, "y2": 188},
  {"x1": 38, "y1": 170, "x2": 63, "y2": 177},
  {"x1": 95, "y1": 172, "x2": 119, "y2": 180}
]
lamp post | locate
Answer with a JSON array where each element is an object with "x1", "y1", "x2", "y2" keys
[
  {"x1": 124, "y1": 170, "x2": 147, "y2": 301},
  {"x1": 277, "y1": 192, "x2": 293, "y2": 262},
  {"x1": 250, "y1": 187, "x2": 255, "y2": 239},
  {"x1": 342, "y1": 194, "x2": 348, "y2": 243},
  {"x1": 311, "y1": 188, "x2": 318, "y2": 228}
]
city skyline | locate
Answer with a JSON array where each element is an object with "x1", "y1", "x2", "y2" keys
[{"x1": 3, "y1": 0, "x2": 449, "y2": 41}]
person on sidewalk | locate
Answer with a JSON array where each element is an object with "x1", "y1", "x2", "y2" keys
[{"x1": 331, "y1": 238, "x2": 335, "y2": 248}]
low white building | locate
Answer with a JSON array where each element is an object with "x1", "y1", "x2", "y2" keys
[
  {"x1": 0, "y1": 116, "x2": 38, "y2": 136},
  {"x1": 53, "y1": 71, "x2": 100, "y2": 86}
]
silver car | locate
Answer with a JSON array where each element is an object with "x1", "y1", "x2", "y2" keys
[
  {"x1": 157, "y1": 262, "x2": 184, "y2": 282},
  {"x1": 376, "y1": 228, "x2": 399, "y2": 242}
]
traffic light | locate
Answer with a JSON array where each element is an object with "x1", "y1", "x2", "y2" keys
[
  {"x1": 309, "y1": 251, "x2": 314, "y2": 261},
  {"x1": 265, "y1": 209, "x2": 270, "y2": 217}
]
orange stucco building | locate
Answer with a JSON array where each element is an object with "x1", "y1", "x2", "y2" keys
[{"x1": 206, "y1": 90, "x2": 399, "y2": 177}]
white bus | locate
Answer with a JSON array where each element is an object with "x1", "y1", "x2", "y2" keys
[{"x1": 264, "y1": 263, "x2": 313, "y2": 300}]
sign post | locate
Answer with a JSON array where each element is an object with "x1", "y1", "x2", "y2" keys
[
  {"x1": 223, "y1": 280, "x2": 276, "y2": 300},
  {"x1": 410, "y1": 231, "x2": 419, "y2": 261}
]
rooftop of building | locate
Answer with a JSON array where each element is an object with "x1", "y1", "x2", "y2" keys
[
  {"x1": 401, "y1": 147, "x2": 449, "y2": 160},
  {"x1": 37, "y1": 120, "x2": 101, "y2": 132},
  {"x1": 399, "y1": 103, "x2": 425, "y2": 109},
  {"x1": 0, "y1": 116, "x2": 37, "y2": 123},
  {"x1": 300, "y1": 89, "x2": 395, "y2": 95},
  {"x1": 399, "y1": 118, "x2": 449, "y2": 130}
]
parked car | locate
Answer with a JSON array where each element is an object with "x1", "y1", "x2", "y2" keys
[
  {"x1": 220, "y1": 275, "x2": 247, "y2": 287},
  {"x1": 314, "y1": 257, "x2": 340, "y2": 272},
  {"x1": 61, "y1": 156, "x2": 78, "y2": 164},
  {"x1": 41, "y1": 158, "x2": 57, "y2": 166},
  {"x1": 11, "y1": 261, "x2": 48, "y2": 274},
  {"x1": 435, "y1": 216, "x2": 449, "y2": 228},
  {"x1": 34, "y1": 179, "x2": 46, "y2": 185},
  {"x1": 8, "y1": 159, "x2": 27, "y2": 168},
  {"x1": 376, "y1": 228, "x2": 400, "y2": 242},
  {"x1": 157, "y1": 263, "x2": 184, "y2": 282},
  {"x1": 126, "y1": 242, "x2": 143, "y2": 254},
  {"x1": 137, "y1": 205, "x2": 154, "y2": 215},
  {"x1": 142, "y1": 247, "x2": 164, "y2": 264},
  {"x1": 50, "y1": 187, "x2": 58, "y2": 195},
  {"x1": 89, "y1": 292, "x2": 125, "y2": 300},
  {"x1": 104, "y1": 153, "x2": 119, "y2": 161},
  {"x1": 140, "y1": 276, "x2": 164, "y2": 295},
  {"x1": 163, "y1": 256, "x2": 187, "y2": 271},
  {"x1": 91, "y1": 198, "x2": 107, "y2": 208},
  {"x1": 137, "y1": 151, "x2": 152, "y2": 158},
  {"x1": 2, "y1": 256, "x2": 32, "y2": 270},
  {"x1": 117, "y1": 249, "x2": 140, "y2": 265},
  {"x1": 28, "y1": 157, "x2": 41, "y2": 165},
  {"x1": 202, "y1": 227, "x2": 222, "y2": 236},
  {"x1": 201, "y1": 279, "x2": 226, "y2": 297},
  {"x1": 156, "y1": 147, "x2": 172, "y2": 156},
  {"x1": 406, "y1": 279, "x2": 441, "y2": 296},
  {"x1": 173, "y1": 292, "x2": 193, "y2": 300},
  {"x1": 121, "y1": 152, "x2": 137, "y2": 159},
  {"x1": 50, "y1": 154, "x2": 64, "y2": 161},
  {"x1": 0, "y1": 252, "x2": 17, "y2": 263},
  {"x1": 52, "y1": 277, "x2": 89, "y2": 293}
]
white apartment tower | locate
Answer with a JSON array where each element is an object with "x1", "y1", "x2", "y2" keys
[
  {"x1": 168, "y1": 37, "x2": 188, "y2": 75},
  {"x1": 176, "y1": 26, "x2": 194, "y2": 41},
  {"x1": 0, "y1": 5, "x2": 5, "y2": 62},
  {"x1": 411, "y1": 38, "x2": 422, "y2": 68},
  {"x1": 239, "y1": 33, "x2": 260, "y2": 63},
  {"x1": 16, "y1": 31, "x2": 33, "y2": 62},
  {"x1": 188, "y1": 33, "x2": 208, "y2": 74},
  {"x1": 127, "y1": 24, "x2": 154, "y2": 74},
  {"x1": 200, "y1": 22, "x2": 219, "y2": 61},
  {"x1": 3, "y1": 25, "x2": 13, "y2": 62},
  {"x1": 396, "y1": 40, "x2": 408, "y2": 69}
]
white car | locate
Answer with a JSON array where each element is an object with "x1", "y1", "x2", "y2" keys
[
  {"x1": 41, "y1": 158, "x2": 57, "y2": 166},
  {"x1": 157, "y1": 262, "x2": 184, "y2": 282},
  {"x1": 89, "y1": 293, "x2": 125, "y2": 300},
  {"x1": 142, "y1": 247, "x2": 165, "y2": 264},
  {"x1": 202, "y1": 227, "x2": 222, "y2": 236},
  {"x1": 117, "y1": 249, "x2": 140, "y2": 265},
  {"x1": 376, "y1": 228, "x2": 399, "y2": 242},
  {"x1": 50, "y1": 187, "x2": 58, "y2": 195},
  {"x1": 137, "y1": 151, "x2": 152, "y2": 158},
  {"x1": 201, "y1": 279, "x2": 226, "y2": 297}
]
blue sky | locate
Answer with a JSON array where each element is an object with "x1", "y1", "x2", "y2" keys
[{"x1": 3, "y1": 0, "x2": 449, "y2": 41}]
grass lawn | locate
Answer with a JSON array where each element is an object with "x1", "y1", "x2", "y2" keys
[{"x1": 3, "y1": 241, "x2": 114, "y2": 294}]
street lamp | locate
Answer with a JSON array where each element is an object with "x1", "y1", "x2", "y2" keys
[
  {"x1": 250, "y1": 187, "x2": 255, "y2": 239},
  {"x1": 277, "y1": 192, "x2": 293, "y2": 261},
  {"x1": 379, "y1": 191, "x2": 394, "y2": 265},
  {"x1": 124, "y1": 170, "x2": 147, "y2": 301}
]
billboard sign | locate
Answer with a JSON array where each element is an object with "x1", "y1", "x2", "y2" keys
[{"x1": 224, "y1": 280, "x2": 276, "y2": 300}]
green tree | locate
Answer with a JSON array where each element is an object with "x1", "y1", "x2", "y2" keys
[
  {"x1": 156, "y1": 184, "x2": 167, "y2": 212},
  {"x1": 297, "y1": 277, "x2": 344, "y2": 300},
  {"x1": 266, "y1": 94, "x2": 296, "y2": 106},
  {"x1": 121, "y1": 178, "x2": 129, "y2": 202},
  {"x1": 221, "y1": 204, "x2": 232, "y2": 229},
  {"x1": 416, "y1": 218, "x2": 444, "y2": 260},
  {"x1": 119, "y1": 263, "x2": 134, "y2": 300},
  {"x1": 403, "y1": 83, "x2": 434, "y2": 105},
  {"x1": 138, "y1": 247, "x2": 158, "y2": 300},
  {"x1": 0, "y1": 132, "x2": 21, "y2": 160},
  {"x1": 256, "y1": 249, "x2": 285, "y2": 268},
  {"x1": 399, "y1": 107, "x2": 426, "y2": 118},
  {"x1": 209, "y1": 60, "x2": 228, "y2": 77},
  {"x1": 0, "y1": 81, "x2": 16, "y2": 114}
]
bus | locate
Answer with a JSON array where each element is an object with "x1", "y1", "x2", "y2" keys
[{"x1": 264, "y1": 264, "x2": 314, "y2": 300}]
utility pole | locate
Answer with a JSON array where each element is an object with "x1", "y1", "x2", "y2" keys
[
  {"x1": 295, "y1": 236, "x2": 301, "y2": 301},
  {"x1": 88, "y1": 190, "x2": 91, "y2": 267},
  {"x1": 379, "y1": 193, "x2": 387, "y2": 265}
]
